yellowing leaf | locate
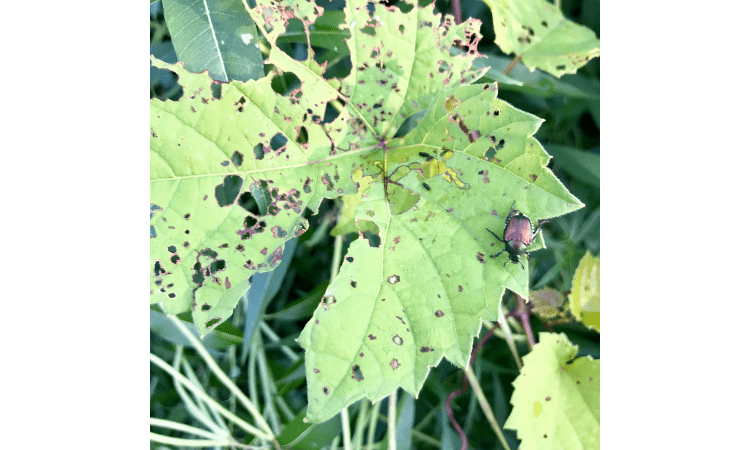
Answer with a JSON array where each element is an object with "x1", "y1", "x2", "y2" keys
[
  {"x1": 569, "y1": 251, "x2": 600, "y2": 332},
  {"x1": 505, "y1": 333, "x2": 600, "y2": 449}
]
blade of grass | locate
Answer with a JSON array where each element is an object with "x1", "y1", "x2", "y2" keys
[
  {"x1": 465, "y1": 366, "x2": 511, "y2": 450},
  {"x1": 150, "y1": 353, "x2": 273, "y2": 441},
  {"x1": 167, "y1": 314, "x2": 275, "y2": 440}
]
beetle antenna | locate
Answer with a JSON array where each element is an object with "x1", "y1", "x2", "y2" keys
[{"x1": 486, "y1": 228, "x2": 503, "y2": 242}]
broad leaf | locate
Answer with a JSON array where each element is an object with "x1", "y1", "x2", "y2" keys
[
  {"x1": 505, "y1": 332, "x2": 600, "y2": 449},
  {"x1": 150, "y1": 0, "x2": 584, "y2": 421},
  {"x1": 482, "y1": 0, "x2": 600, "y2": 77},
  {"x1": 162, "y1": 0, "x2": 264, "y2": 82},
  {"x1": 298, "y1": 82, "x2": 581, "y2": 422}
]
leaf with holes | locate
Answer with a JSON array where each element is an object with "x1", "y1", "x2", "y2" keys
[
  {"x1": 150, "y1": 0, "x2": 584, "y2": 421},
  {"x1": 298, "y1": 80, "x2": 582, "y2": 423},
  {"x1": 150, "y1": 0, "x2": 486, "y2": 335},
  {"x1": 482, "y1": 0, "x2": 600, "y2": 77},
  {"x1": 504, "y1": 332, "x2": 600, "y2": 449}
]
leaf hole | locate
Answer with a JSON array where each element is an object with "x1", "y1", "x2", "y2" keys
[
  {"x1": 154, "y1": 260, "x2": 166, "y2": 277},
  {"x1": 362, "y1": 230, "x2": 381, "y2": 248},
  {"x1": 232, "y1": 151, "x2": 244, "y2": 166},
  {"x1": 320, "y1": 101, "x2": 341, "y2": 125},
  {"x1": 215, "y1": 175, "x2": 243, "y2": 207},
  {"x1": 295, "y1": 126, "x2": 308, "y2": 145},
  {"x1": 205, "y1": 317, "x2": 221, "y2": 329},
  {"x1": 270, "y1": 71, "x2": 302, "y2": 95}
]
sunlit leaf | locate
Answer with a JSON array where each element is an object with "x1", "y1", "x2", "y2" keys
[{"x1": 482, "y1": 0, "x2": 600, "y2": 77}]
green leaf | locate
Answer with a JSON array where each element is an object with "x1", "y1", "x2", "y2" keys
[
  {"x1": 569, "y1": 251, "x2": 600, "y2": 332},
  {"x1": 150, "y1": 0, "x2": 584, "y2": 421},
  {"x1": 149, "y1": 307, "x2": 243, "y2": 349},
  {"x1": 150, "y1": 56, "x2": 364, "y2": 335},
  {"x1": 545, "y1": 145, "x2": 599, "y2": 188},
  {"x1": 471, "y1": 53, "x2": 600, "y2": 100},
  {"x1": 298, "y1": 82, "x2": 581, "y2": 422},
  {"x1": 504, "y1": 332, "x2": 600, "y2": 449},
  {"x1": 162, "y1": 0, "x2": 264, "y2": 82},
  {"x1": 482, "y1": 0, "x2": 600, "y2": 78},
  {"x1": 277, "y1": 11, "x2": 350, "y2": 52}
]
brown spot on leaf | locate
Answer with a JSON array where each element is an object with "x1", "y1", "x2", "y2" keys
[
  {"x1": 390, "y1": 359, "x2": 400, "y2": 370},
  {"x1": 435, "y1": 310, "x2": 444, "y2": 317},
  {"x1": 392, "y1": 335, "x2": 403, "y2": 345},
  {"x1": 387, "y1": 275, "x2": 400, "y2": 284}
]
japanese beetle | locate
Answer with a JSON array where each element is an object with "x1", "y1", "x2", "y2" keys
[{"x1": 486, "y1": 202, "x2": 549, "y2": 269}]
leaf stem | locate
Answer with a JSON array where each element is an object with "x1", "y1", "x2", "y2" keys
[
  {"x1": 465, "y1": 367, "x2": 512, "y2": 450},
  {"x1": 503, "y1": 54, "x2": 522, "y2": 76},
  {"x1": 150, "y1": 353, "x2": 273, "y2": 441},
  {"x1": 508, "y1": 294, "x2": 536, "y2": 347},
  {"x1": 366, "y1": 399, "x2": 381, "y2": 449},
  {"x1": 149, "y1": 432, "x2": 237, "y2": 448},
  {"x1": 352, "y1": 399, "x2": 369, "y2": 450},
  {"x1": 341, "y1": 406, "x2": 352, "y2": 450},
  {"x1": 388, "y1": 391, "x2": 398, "y2": 450},
  {"x1": 451, "y1": 0, "x2": 462, "y2": 23},
  {"x1": 149, "y1": 417, "x2": 226, "y2": 440},
  {"x1": 167, "y1": 314, "x2": 278, "y2": 442}
]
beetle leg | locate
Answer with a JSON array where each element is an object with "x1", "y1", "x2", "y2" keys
[
  {"x1": 509, "y1": 201, "x2": 518, "y2": 216},
  {"x1": 530, "y1": 219, "x2": 550, "y2": 243},
  {"x1": 487, "y1": 228, "x2": 506, "y2": 258}
]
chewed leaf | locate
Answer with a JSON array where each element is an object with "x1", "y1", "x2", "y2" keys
[
  {"x1": 299, "y1": 184, "x2": 503, "y2": 422},
  {"x1": 150, "y1": 59, "x2": 365, "y2": 335},
  {"x1": 150, "y1": 0, "x2": 486, "y2": 335},
  {"x1": 151, "y1": 0, "x2": 587, "y2": 424},
  {"x1": 299, "y1": 82, "x2": 582, "y2": 422},
  {"x1": 482, "y1": 0, "x2": 600, "y2": 77},
  {"x1": 504, "y1": 333, "x2": 600, "y2": 449}
]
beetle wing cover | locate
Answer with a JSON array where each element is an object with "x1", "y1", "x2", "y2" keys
[{"x1": 504, "y1": 215, "x2": 533, "y2": 245}]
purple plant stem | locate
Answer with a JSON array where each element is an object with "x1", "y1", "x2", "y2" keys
[
  {"x1": 452, "y1": 0, "x2": 462, "y2": 23},
  {"x1": 445, "y1": 322, "x2": 500, "y2": 450},
  {"x1": 508, "y1": 293, "x2": 536, "y2": 347}
]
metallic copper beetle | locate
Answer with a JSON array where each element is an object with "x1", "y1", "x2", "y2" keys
[{"x1": 486, "y1": 202, "x2": 549, "y2": 269}]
